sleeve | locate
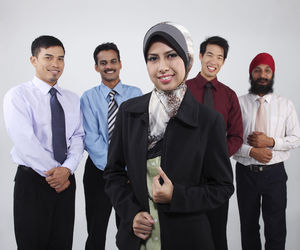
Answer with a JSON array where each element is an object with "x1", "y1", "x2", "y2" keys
[
  {"x1": 62, "y1": 99, "x2": 85, "y2": 173},
  {"x1": 3, "y1": 89, "x2": 58, "y2": 172},
  {"x1": 167, "y1": 114, "x2": 234, "y2": 213},
  {"x1": 80, "y1": 93, "x2": 108, "y2": 170},
  {"x1": 103, "y1": 103, "x2": 142, "y2": 223},
  {"x1": 273, "y1": 100, "x2": 300, "y2": 151},
  {"x1": 226, "y1": 91, "x2": 243, "y2": 156}
]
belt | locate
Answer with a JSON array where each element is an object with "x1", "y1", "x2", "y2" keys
[{"x1": 240, "y1": 162, "x2": 283, "y2": 172}]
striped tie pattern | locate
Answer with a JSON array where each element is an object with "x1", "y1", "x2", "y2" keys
[{"x1": 108, "y1": 90, "x2": 118, "y2": 142}]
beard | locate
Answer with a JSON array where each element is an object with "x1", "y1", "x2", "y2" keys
[{"x1": 249, "y1": 75, "x2": 274, "y2": 95}]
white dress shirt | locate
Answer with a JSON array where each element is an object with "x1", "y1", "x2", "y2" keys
[
  {"x1": 234, "y1": 93, "x2": 300, "y2": 165},
  {"x1": 3, "y1": 76, "x2": 85, "y2": 176}
]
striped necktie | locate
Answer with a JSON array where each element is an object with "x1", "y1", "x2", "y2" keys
[
  {"x1": 49, "y1": 87, "x2": 67, "y2": 164},
  {"x1": 108, "y1": 90, "x2": 118, "y2": 143}
]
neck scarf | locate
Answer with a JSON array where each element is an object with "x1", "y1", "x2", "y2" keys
[{"x1": 148, "y1": 83, "x2": 187, "y2": 149}]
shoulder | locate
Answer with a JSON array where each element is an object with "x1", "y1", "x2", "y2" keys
[
  {"x1": 81, "y1": 85, "x2": 99, "y2": 99},
  {"x1": 120, "y1": 83, "x2": 142, "y2": 96},
  {"x1": 217, "y1": 81, "x2": 238, "y2": 97},
  {"x1": 186, "y1": 76, "x2": 197, "y2": 86},
  {"x1": 4, "y1": 82, "x2": 32, "y2": 102},
  {"x1": 271, "y1": 93, "x2": 295, "y2": 107}
]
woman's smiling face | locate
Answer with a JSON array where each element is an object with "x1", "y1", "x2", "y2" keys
[{"x1": 146, "y1": 41, "x2": 185, "y2": 91}]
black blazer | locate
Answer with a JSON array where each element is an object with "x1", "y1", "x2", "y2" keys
[{"x1": 104, "y1": 89, "x2": 234, "y2": 250}]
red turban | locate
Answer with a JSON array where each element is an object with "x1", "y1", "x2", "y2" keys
[{"x1": 249, "y1": 52, "x2": 275, "y2": 75}]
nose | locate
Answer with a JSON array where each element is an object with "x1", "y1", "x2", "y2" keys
[
  {"x1": 158, "y1": 58, "x2": 169, "y2": 72},
  {"x1": 52, "y1": 58, "x2": 59, "y2": 68}
]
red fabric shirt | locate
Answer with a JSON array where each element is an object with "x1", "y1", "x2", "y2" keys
[{"x1": 186, "y1": 73, "x2": 243, "y2": 156}]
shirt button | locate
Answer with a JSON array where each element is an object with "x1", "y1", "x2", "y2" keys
[
  {"x1": 154, "y1": 237, "x2": 158, "y2": 241},
  {"x1": 154, "y1": 219, "x2": 158, "y2": 223}
]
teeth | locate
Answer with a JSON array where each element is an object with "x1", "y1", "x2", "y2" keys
[
  {"x1": 208, "y1": 66, "x2": 215, "y2": 71},
  {"x1": 161, "y1": 76, "x2": 171, "y2": 80}
]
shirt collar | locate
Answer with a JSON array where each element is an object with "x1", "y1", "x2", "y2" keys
[
  {"x1": 100, "y1": 81, "x2": 124, "y2": 99},
  {"x1": 196, "y1": 72, "x2": 219, "y2": 90},
  {"x1": 32, "y1": 76, "x2": 63, "y2": 96},
  {"x1": 249, "y1": 93, "x2": 273, "y2": 103}
]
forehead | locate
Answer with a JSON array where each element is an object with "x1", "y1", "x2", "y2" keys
[
  {"x1": 205, "y1": 44, "x2": 224, "y2": 56},
  {"x1": 97, "y1": 49, "x2": 118, "y2": 61},
  {"x1": 147, "y1": 41, "x2": 174, "y2": 54},
  {"x1": 38, "y1": 46, "x2": 64, "y2": 56}
]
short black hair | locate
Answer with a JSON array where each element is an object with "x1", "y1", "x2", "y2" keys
[
  {"x1": 31, "y1": 35, "x2": 65, "y2": 57},
  {"x1": 200, "y1": 36, "x2": 229, "y2": 59},
  {"x1": 93, "y1": 42, "x2": 120, "y2": 65}
]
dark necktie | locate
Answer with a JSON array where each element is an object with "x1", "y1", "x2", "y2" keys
[
  {"x1": 49, "y1": 88, "x2": 67, "y2": 164},
  {"x1": 203, "y1": 82, "x2": 214, "y2": 109},
  {"x1": 108, "y1": 90, "x2": 118, "y2": 143}
]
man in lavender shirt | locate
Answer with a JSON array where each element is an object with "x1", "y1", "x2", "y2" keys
[{"x1": 3, "y1": 36, "x2": 84, "y2": 250}]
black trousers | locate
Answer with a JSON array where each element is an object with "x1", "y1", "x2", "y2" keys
[
  {"x1": 206, "y1": 201, "x2": 229, "y2": 250},
  {"x1": 84, "y1": 157, "x2": 119, "y2": 250},
  {"x1": 236, "y1": 162, "x2": 287, "y2": 250},
  {"x1": 14, "y1": 166, "x2": 76, "y2": 250}
]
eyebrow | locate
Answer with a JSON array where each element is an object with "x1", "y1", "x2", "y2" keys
[
  {"x1": 44, "y1": 53, "x2": 64, "y2": 58},
  {"x1": 148, "y1": 49, "x2": 175, "y2": 56}
]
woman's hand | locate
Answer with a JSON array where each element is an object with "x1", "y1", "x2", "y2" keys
[
  {"x1": 152, "y1": 167, "x2": 173, "y2": 203},
  {"x1": 133, "y1": 212, "x2": 154, "y2": 240}
]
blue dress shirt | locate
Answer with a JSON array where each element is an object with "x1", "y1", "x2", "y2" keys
[
  {"x1": 80, "y1": 81, "x2": 142, "y2": 170},
  {"x1": 3, "y1": 76, "x2": 85, "y2": 177}
]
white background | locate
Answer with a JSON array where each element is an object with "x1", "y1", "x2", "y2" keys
[{"x1": 1, "y1": 0, "x2": 300, "y2": 249}]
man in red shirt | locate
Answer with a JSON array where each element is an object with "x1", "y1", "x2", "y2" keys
[{"x1": 186, "y1": 36, "x2": 243, "y2": 250}]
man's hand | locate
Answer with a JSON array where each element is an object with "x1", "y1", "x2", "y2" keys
[
  {"x1": 45, "y1": 167, "x2": 70, "y2": 192},
  {"x1": 54, "y1": 180, "x2": 71, "y2": 193},
  {"x1": 152, "y1": 167, "x2": 173, "y2": 204},
  {"x1": 247, "y1": 132, "x2": 274, "y2": 148},
  {"x1": 133, "y1": 212, "x2": 154, "y2": 240},
  {"x1": 250, "y1": 147, "x2": 272, "y2": 164}
]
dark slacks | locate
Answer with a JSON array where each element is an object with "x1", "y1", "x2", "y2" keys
[
  {"x1": 236, "y1": 162, "x2": 287, "y2": 250},
  {"x1": 14, "y1": 165, "x2": 76, "y2": 250},
  {"x1": 207, "y1": 201, "x2": 229, "y2": 250},
  {"x1": 84, "y1": 157, "x2": 118, "y2": 250}
]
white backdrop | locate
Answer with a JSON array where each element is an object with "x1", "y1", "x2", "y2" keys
[{"x1": 1, "y1": 0, "x2": 300, "y2": 249}]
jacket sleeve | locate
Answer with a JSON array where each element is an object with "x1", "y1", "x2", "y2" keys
[
  {"x1": 167, "y1": 113, "x2": 234, "y2": 213},
  {"x1": 103, "y1": 103, "x2": 142, "y2": 224}
]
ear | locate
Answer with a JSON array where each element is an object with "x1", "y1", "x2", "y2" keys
[
  {"x1": 30, "y1": 56, "x2": 37, "y2": 67},
  {"x1": 199, "y1": 53, "x2": 203, "y2": 62},
  {"x1": 94, "y1": 64, "x2": 100, "y2": 73},
  {"x1": 119, "y1": 60, "x2": 122, "y2": 70}
]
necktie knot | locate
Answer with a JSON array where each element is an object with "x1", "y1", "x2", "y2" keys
[
  {"x1": 258, "y1": 97, "x2": 265, "y2": 104},
  {"x1": 109, "y1": 90, "x2": 117, "y2": 101},
  {"x1": 205, "y1": 82, "x2": 213, "y2": 89},
  {"x1": 49, "y1": 87, "x2": 57, "y2": 96}
]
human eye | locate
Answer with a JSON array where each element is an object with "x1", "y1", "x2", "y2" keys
[
  {"x1": 58, "y1": 57, "x2": 64, "y2": 61},
  {"x1": 111, "y1": 59, "x2": 117, "y2": 64},
  {"x1": 100, "y1": 61, "x2": 107, "y2": 66},
  {"x1": 167, "y1": 52, "x2": 178, "y2": 59},
  {"x1": 147, "y1": 55, "x2": 158, "y2": 62}
]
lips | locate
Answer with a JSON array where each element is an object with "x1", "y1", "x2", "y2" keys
[
  {"x1": 158, "y1": 74, "x2": 173, "y2": 84},
  {"x1": 207, "y1": 65, "x2": 216, "y2": 72}
]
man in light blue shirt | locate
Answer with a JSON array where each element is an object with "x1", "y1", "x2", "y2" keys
[
  {"x1": 81, "y1": 42, "x2": 142, "y2": 250},
  {"x1": 3, "y1": 36, "x2": 84, "y2": 250}
]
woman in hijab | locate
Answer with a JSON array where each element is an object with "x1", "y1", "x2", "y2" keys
[{"x1": 104, "y1": 22, "x2": 234, "y2": 250}]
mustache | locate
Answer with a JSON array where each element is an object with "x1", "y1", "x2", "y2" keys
[
  {"x1": 104, "y1": 68, "x2": 116, "y2": 73},
  {"x1": 256, "y1": 77, "x2": 269, "y2": 83}
]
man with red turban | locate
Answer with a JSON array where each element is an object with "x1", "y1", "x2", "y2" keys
[{"x1": 234, "y1": 52, "x2": 300, "y2": 250}]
